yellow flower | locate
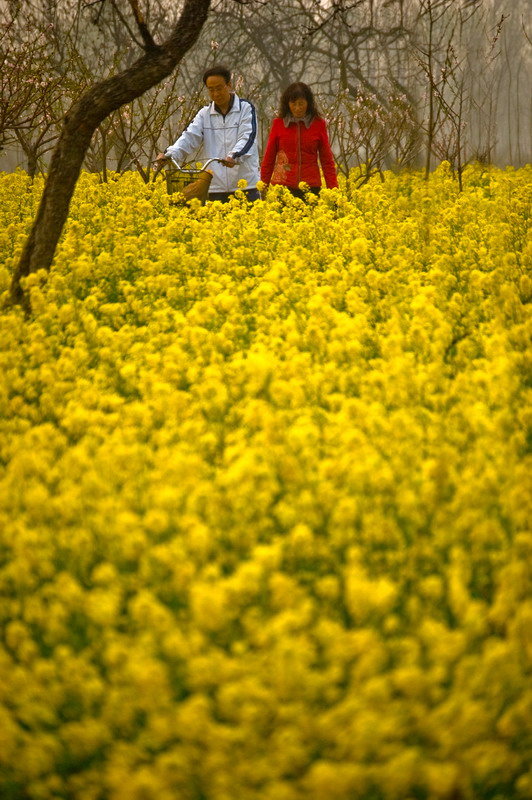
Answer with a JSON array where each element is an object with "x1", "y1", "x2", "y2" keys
[{"x1": 1, "y1": 164, "x2": 531, "y2": 796}]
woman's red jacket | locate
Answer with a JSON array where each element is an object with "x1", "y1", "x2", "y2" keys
[{"x1": 261, "y1": 116, "x2": 338, "y2": 189}]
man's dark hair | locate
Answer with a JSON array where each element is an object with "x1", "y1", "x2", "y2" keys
[
  {"x1": 203, "y1": 65, "x2": 232, "y2": 85},
  {"x1": 279, "y1": 82, "x2": 321, "y2": 119}
]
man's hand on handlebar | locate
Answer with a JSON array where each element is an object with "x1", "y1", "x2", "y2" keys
[{"x1": 152, "y1": 153, "x2": 170, "y2": 173}]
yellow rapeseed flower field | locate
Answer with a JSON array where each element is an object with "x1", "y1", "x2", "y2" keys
[{"x1": 0, "y1": 164, "x2": 531, "y2": 800}]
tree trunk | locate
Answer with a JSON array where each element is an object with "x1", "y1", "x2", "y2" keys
[{"x1": 10, "y1": 0, "x2": 211, "y2": 311}]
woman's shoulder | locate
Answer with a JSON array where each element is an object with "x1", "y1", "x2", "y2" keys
[
  {"x1": 266, "y1": 116, "x2": 281, "y2": 130},
  {"x1": 310, "y1": 116, "x2": 330, "y2": 136}
]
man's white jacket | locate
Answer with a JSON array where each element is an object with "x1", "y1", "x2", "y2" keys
[{"x1": 165, "y1": 94, "x2": 260, "y2": 194}]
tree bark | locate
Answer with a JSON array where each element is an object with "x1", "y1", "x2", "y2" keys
[{"x1": 10, "y1": 0, "x2": 211, "y2": 311}]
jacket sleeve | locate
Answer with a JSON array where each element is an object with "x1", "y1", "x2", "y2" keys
[
  {"x1": 318, "y1": 119, "x2": 338, "y2": 188},
  {"x1": 165, "y1": 108, "x2": 205, "y2": 164},
  {"x1": 260, "y1": 119, "x2": 281, "y2": 184},
  {"x1": 230, "y1": 100, "x2": 258, "y2": 160}
]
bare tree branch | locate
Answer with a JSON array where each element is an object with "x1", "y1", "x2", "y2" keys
[{"x1": 10, "y1": 0, "x2": 212, "y2": 311}]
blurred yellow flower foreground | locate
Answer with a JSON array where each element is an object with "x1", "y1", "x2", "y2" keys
[{"x1": 0, "y1": 164, "x2": 531, "y2": 800}]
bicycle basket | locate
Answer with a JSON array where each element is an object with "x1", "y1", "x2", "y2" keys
[
  {"x1": 166, "y1": 167, "x2": 199, "y2": 195},
  {"x1": 164, "y1": 158, "x2": 220, "y2": 204}
]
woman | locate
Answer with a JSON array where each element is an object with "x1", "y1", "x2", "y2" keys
[{"x1": 260, "y1": 82, "x2": 338, "y2": 198}]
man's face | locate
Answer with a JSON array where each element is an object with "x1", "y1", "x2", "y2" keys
[{"x1": 206, "y1": 75, "x2": 232, "y2": 109}]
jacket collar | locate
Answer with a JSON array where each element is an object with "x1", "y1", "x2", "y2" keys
[
  {"x1": 211, "y1": 93, "x2": 238, "y2": 117},
  {"x1": 283, "y1": 113, "x2": 313, "y2": 128}
]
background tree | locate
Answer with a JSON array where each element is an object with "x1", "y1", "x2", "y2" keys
[
  {"x1": 2, "y1": 0, "x2": 531, "y2": 178},
  {"x1": 0, "y1": 16, "x2": 62, "y2": 172}
]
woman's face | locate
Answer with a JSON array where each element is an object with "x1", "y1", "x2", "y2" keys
[{"x1": 289, "y1": 96, "x2": 308, "y2": 118}]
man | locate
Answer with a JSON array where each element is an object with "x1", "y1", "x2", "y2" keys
[{"x1": 154, "y1": 65, "x2": 260, "y2": 202}]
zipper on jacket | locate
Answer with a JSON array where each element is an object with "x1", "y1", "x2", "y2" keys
[
  {"x1": 297, "y1": 122, "x2": 301, "y2": 185},
  {"x1": 222, "y1": 114, "x2": 232, "y2": 192},
  {"x1": 224, "y1": 118, "x2": 229, "y2": 192}
]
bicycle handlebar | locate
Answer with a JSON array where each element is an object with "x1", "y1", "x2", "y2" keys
[{"x1": 169, "y1": 157, "x2": 224, "y2": 172}]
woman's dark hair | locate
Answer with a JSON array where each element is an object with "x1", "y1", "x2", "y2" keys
[
  {"x1": 279, "y1": 82, "x2": 321, "y2": 119},
  {"x1": 203, "y1": 65, "x2": 232, "y2": 85}
]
